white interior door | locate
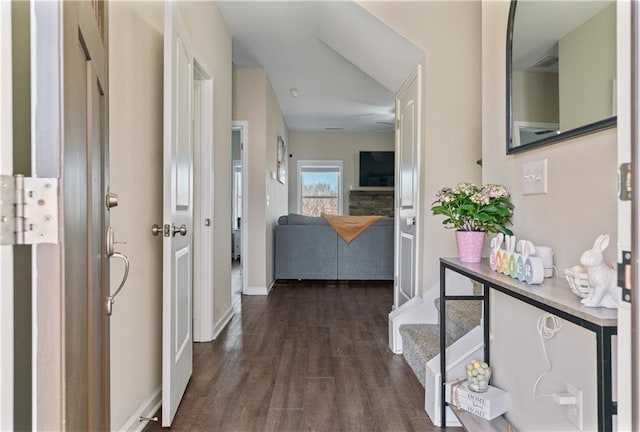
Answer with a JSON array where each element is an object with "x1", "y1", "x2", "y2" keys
[
  {"x1": 162, "y1": 3, "x2": 195, "y2": 426},
  {"x1": 395, "y1": 66, "x2": 421, "y2": 309}
]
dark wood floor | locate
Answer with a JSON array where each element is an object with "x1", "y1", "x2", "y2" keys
[{"x1": 144, "y1": 279, "x2": 446, "y2": 431}]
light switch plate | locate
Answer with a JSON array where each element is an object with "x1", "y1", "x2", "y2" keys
[{"x1": 522, "y1": 159, "x2": 548, "y2": 195}]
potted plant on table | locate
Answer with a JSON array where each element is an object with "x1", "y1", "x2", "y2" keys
[{"x1": 431, "y1": 183, "x2": 514, "y2": 263}]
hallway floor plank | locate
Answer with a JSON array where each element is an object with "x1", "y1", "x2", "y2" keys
[{"x1": 144, "y1": 281, "x2": 449, "y2": 431}]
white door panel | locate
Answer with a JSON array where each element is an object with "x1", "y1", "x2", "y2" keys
[
  {"x1": 163, "y1": 2, "x2": 194, "y2": 426},
  {"x1": 400, "y1": 233, "x2": 415, "y2": 300},
  {"x1": 399, "y1": 101, "x2": 415, "y2": 208},
  {"x1": 395, "y1": 66, "x2": 421, "y2": 309}
]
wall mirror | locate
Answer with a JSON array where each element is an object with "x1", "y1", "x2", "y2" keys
[{"x1": 506, "y1": 0, "x2": 616, "y2": 154}]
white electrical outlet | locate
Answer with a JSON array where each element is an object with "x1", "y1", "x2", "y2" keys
[
  {"x1": 566, "y1": 383, "x2": 583, "y2": 431},
  {"x1": 522, "y1": 159, "x2": 548, "y2": 195}
]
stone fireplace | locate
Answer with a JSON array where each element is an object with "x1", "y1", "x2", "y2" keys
[{"x1": 349, "y1": 189, "x2": 394, "y2": 217}]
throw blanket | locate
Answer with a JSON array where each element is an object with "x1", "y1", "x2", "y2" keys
[{"x1": 321, "y1": 213, "x2": 386, "y2": 243}]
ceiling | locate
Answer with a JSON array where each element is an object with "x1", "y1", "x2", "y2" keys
[
  {"x1": 512, "y1": 0, "x2": 613, "y2": 73},
  {"x1": 217, "y1": 1, "x2": 423, "y2": 132}
]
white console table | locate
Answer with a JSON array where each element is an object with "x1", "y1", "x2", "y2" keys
[{"x1": 439, "y1": 258, "x2": 617, "y2": 431}]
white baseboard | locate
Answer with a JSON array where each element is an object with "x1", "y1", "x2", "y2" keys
[
  {"x1": 116, "y1": 385, "x2": 161, "y2": 432},
  {"x1": 244, "y1": 285, "x2": 268, "y2": 295},
  {"x1": 212, "y1": 307, "x2": 234, "y2": 340},
  {"x1": 245, "y1": 279, "x2": 275, "y2": 296}
]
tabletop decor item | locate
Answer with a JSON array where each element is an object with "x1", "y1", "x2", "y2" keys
[
  {"x1": 564, "y1": 265, "x2": 591, "y2": 298},
  {"x1": 489, "y1": 236, "x2": 544, "y2": 284},
  {"x1": 465, "y1": 359, "x2": 492, "y2": 392},
  {"x1": 445, "y1": 379, "x2": 509, "y2": 421},
  {"x1": 431, "y1": 183, "x2": 514, "y2": 263},
  {"x1": 578, "y1": 234, "x2": 618, "y2": 309}
]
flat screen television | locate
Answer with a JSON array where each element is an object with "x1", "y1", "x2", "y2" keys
[{"x1": 359, "y1": 151, "x2": 394, "y2": 187}]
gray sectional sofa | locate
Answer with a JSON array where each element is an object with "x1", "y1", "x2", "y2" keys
[{"x1": 274, "y1": 214, "x2": 394, "y2": 280}]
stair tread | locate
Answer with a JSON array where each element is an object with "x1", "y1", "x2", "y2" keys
[{"x1": 400, "y1": 300, "x2": 483, "y2": 389}]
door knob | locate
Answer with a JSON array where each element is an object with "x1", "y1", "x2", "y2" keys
[
  {"x1": 151, "y1": 224, "x2": 162, "y2": 236},
  {"x1": 406, "y1": 216, "x2": 416, "y2": 226},
  {"x1": 106, "y1": 191, "x2": 118, "y2": 209},
  {"x1": 171, "y1": 224, "x2": 188, "y2": 237}
]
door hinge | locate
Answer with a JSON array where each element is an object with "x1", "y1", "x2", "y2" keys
[
  {"x1": 0, "y1": 175, "x2": 59, "y2": 245},
  {"x1": 619, "y1": 163, "x2": 631, "y2": 201},
  {"x1": 618, "y1": 250, "x2": 632, "y2": 303},
  {"x1": 396, "y1": 119, "x2": 401, "y2": 130}
]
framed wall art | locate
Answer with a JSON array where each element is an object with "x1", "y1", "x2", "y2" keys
[{"x1": 277, "y1": 136, "x2": 286, "y2": 184}]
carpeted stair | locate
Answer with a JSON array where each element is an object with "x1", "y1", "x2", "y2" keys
[{"x1": 399, "y1": 299, "x2": 481, "y2": 388}]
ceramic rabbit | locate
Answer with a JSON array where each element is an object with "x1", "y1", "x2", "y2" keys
[{"x1": 579, "y1": 234, "x2": 618, "y2": 309}]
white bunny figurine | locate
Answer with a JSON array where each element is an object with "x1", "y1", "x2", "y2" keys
[{"x1": 579, "y1": 234, "x2": 618, "y2": 309}]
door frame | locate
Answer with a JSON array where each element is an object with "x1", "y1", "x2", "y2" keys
[
  {"x1": 32, "y1": 1, "x2": 64, "y2": 429},
  {"x1": 192, "y1": 61, "x2": 215, "y2": 342},
  {"x1": 0, "y1": 1, "x2": 13, "y2": 428},
  {"x1": 232, "y1": 120, "x2": 248, "y2": 295}
]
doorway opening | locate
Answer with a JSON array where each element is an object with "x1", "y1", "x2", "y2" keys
[{"x1": 231, "y1": 121, "x2": 248, "y2": 297}]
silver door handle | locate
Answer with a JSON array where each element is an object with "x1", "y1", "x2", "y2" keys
[
  {"x1": 406, "y1": 216, "x2": 416, "y2": 226},
  {"x1": 106, "y1": 251, "x2": 130, "y2": 316},
  {"x1": 172, "y1": 224, "x2": 188, "y2": 236},
  {"x1": 106, "y1": 191, "x2": 118, "y2": 209},
  {"x1": 151, "y1": 224, "x2": 162, "y2": 236}
]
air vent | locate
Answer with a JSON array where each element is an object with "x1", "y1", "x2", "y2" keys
[
  {"x1": 325, "y1": 127, "x2": 344, "y2": 131},
  {"x1": 531, "y1": 55, "x2": 558, "y2": 69}
]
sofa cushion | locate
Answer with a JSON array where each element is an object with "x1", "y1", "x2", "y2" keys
[
  {"x1": 279, "y1": 213, "x2": 393, "y2": 226},
  {"x1": 372, "y1": 217, "x2": 394, "y2": 226},
  {"x1": 283, "y1": 213, "x2": 328, "y2": 225},
  {"x1": 274, "y1": 225, "x2": 338, "y2": 279},
  {"x1": 337, "y1": 225, "x2": 394, "y2": 279}
]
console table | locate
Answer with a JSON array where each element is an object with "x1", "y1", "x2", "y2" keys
[{"x1": 439, "y1": 258, "x2": 617, "y2": 431}]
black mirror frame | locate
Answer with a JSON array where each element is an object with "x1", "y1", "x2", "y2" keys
[{"x1": 506, "y1": 0, "x2": 617, "y2": 155}]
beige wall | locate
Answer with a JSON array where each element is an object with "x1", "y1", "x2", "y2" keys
[
  {"x1": 108, "y1": 2, "x2": 232, "y2": 429},
  {"x1": 513, "y1": 71, "x2": 559, "y2": 124},
  {"x1": 559, "y1": 3, "x2": 616, "y2": 131},
  {"x1": 359, "y1": 1, "x2": 482, "y2": 309},
  {"x1": 265, "y1": 73, "x2": 288, "y2": 284},
  {"x1": 233, "y1": 68, "x2": 288, "y2": 290},
  {"x1": 482, "y1": 1, "x2": 617, "y2": 430},
  {"x1": 287, "y1": 131, "x2": 394, "y2": 215}
]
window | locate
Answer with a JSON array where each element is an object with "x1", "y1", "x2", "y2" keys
[
  {"x1": 297, "y1": 160, "x2": 343, "y2": 216},
  {"x1": 232, "y1": 161, "x2": 242, "y2": 230}
]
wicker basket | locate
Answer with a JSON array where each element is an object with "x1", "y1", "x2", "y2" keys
[{"x1": 564, "y1": 268, "x2": 591, "y2": 298}]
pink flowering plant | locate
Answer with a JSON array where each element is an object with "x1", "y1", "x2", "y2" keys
[{"x1": 431, "y1": 183, "x2": 514, "y2": 235}]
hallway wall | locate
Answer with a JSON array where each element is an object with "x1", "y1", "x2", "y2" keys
[
  {"x1": 287, "y1": 131, "x2": 394, "y2": 215},
  {"x1": 481, "y1": 1, "x2": 616, "y2": 429},
  {"x1": 232, "y1": 69, "x2": 288, "y2": 292},
  {"x1": 108, "y1": 2, "x2": 232, "y2": 429}
]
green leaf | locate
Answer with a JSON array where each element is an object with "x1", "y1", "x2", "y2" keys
[
  {"x1": 476, "y1": 213, "x2": 491, "y2": 222},
  {"x1": 495, "y1": 207, "x2": 511, "y2": 216}
]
